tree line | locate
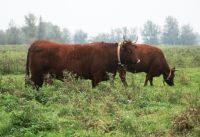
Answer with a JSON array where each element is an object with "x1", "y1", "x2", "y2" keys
[{"x1": 0, "y1": 13, "x2": 199, "y2": 45}]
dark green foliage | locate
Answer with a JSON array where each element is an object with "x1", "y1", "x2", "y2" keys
[
  {"x1": 0, "y1": 93, "x2": 19, "y2": 112},
  {"x1": 0, "y1": 105, "x2": 58, "y2": 136}
]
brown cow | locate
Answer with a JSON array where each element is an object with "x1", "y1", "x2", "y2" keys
[
  {"x1": 25, "y1": 40, "x2": 140, "y2": 90},
  {"x1": 120, "y1": 44, "x2": 176, "y2": 86}
]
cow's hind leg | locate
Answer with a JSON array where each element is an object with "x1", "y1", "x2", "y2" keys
[
  {"x1": 144, "y1": 74, "x2": 153, "y2": 86},
  {"x1": 91, "y1": 71, "x2": 108, "y2": 88},
  {"x1": 149, "y1": 77, "x2": 154, "y2": 86},
  {"x1": 92, "y1": 80, "x2": 98, "y2": 88},
  {"x1": 31, "y1": 74, "x2": 44, "y2": 90},
  {"x1": 144, "y1": 74, "x2": 149, "y2": 86},
  {"x1": 118, "y1": 67, "x2": 128, "y2": 87},
  {"x1": 55, "y1": 72, "x2": 64, "y2": 82}
]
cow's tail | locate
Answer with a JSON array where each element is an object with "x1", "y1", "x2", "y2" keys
[
  {"x1": 25, "y1": 47, "x2": 34, "y2": 86},
  {"x1": 25, "y1": 47, "x2": 34, "y2": 89}
]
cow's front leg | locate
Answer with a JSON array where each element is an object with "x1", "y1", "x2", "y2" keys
[
  {"x1": 118, "y1": 65, "x2": 128, "y2": 87},
  {"x1": 144, "y1": 74, "x2": 149, "y2": 86}
]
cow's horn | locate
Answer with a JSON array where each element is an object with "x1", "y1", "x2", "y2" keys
[{"x1": 172, "y1": 67, "x2": 179, "y2": 71}]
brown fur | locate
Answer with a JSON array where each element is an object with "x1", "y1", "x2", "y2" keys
[
  {"x1": 122, "y1": 44, "x2": 175, "y2": 86},
  {"x1": 26, "y1": 40, "x2": 139, "y2": 89}
]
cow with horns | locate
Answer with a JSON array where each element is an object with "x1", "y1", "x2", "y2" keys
[
  {"x1": 25, "y1": 39, "x2": 140, "y2": 90},
  {"x1": 120, "y1": 43, "x2": 176, "y2": 86}
]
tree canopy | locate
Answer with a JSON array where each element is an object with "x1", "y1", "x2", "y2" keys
[
  {"x1": 141, "y1": 20, "x2": 160, "y2": 45},
  {"x1": 0, "y1": 14, "x2": 199, "y2": 45}
]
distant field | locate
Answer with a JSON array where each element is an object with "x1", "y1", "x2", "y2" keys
[
  {"x1": 0, "y1": 45, "x2": 200, "y2": 137},
  {"x1": 0, "y1": 44, "x2": 200, "y2": 74},
  {"x1": 0, "y1": 44, "x2": 28, "y2": 74}
]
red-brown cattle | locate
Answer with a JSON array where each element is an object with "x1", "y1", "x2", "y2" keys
[
  {"x1": 25, "y1": 40, "x2": 140, "y2": 89},
  {"x1": 121, "y1": 44, "x2": 176, "y2": 86}
]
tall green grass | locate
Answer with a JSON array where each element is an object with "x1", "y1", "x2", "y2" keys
[
  {"x1": 163, "y1": 46, "x2": 200, "y2": 68},
  {"x1": 0, "y1": 67, "x2": 200, "y2": 136},
  {"x1": 0, "y1": 45, "x2": 28, "y2": 74}
]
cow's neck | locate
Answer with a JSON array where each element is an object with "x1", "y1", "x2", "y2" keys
[{"x1": 162, "y1": 66, "x2": 171, "y2": 80}]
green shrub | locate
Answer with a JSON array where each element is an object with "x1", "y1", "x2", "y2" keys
[
  {"x1": 2, "y1": 105, "x2": 58, "y2": 136},
  {"x1": 0, "y1": 93, "x2": 19, "y2": 112}
]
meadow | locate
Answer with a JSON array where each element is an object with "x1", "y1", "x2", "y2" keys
[{"x1": 0, "y1": 44, "x2": 200, "y2": 137}]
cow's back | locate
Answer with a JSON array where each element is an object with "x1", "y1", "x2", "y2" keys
[
  {"x1": 128, "y1": 44, "x2": 168, "y2": 73},
  {"x1": 28, "y1": 40, "x2": 118, "y2": 80}
]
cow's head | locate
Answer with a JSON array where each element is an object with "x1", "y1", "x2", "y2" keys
[
  {"x1": 164, "y1": 67, "x2": 176, "y2": 86},
  {"x1": 119, "y1": 40, "x2": 140, "y2": 66}
]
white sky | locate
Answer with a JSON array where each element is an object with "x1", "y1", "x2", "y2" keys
[{"x1": 1, "y1": 0, "x2": 200, "y2": 36}]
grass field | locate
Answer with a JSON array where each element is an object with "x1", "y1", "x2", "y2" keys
[{"x1": 0, "y1": 45, "x2": 200, "y2": 137}]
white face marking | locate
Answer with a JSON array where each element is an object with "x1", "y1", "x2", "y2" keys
[{"x1": 137, "y1": 59, "x2": 140, "y2": 64}]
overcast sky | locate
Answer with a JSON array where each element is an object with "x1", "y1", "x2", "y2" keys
[{"x1": 1, "y1": 0, "x2": 200, "y2": 36}]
